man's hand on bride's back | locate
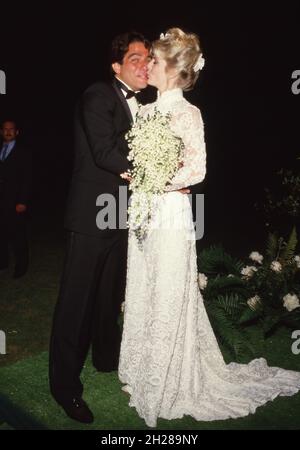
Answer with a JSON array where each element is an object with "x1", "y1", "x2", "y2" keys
[
  {"x1": 177, "y1": 188, "x2": 190, "y2": 194},
  {"x1": 120, "y1": 172, "x2": 132, "y2": 182}
]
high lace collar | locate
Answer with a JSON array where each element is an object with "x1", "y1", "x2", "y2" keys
[{"x1": 156, "y1": 88, "x2": 183, "y2": 104}]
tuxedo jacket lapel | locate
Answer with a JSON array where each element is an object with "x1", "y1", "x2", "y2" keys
[{"x1": 112, "y1": 78, "x2": 133, "y2": 124}]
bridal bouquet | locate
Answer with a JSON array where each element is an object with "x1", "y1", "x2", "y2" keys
[{"x1": 125, "y1": 107, "x2": 184, "y2": 244}]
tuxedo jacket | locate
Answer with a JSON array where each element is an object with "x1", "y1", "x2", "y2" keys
[
  {"x1": 0, "y1": 142, "x2": 32, "y2": 220},
  {"x1": 64, "y1": 79, "x2": 133, "y2": 237}
]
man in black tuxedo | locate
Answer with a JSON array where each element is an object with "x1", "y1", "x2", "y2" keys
[
  {"x1": 0, "y1": 120, "x2": 32, "y2": 278},
  {"x1": 49, "y1": 32, "x2": 150, "y2": 423}
]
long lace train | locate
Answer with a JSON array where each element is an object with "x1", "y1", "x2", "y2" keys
[{"x1": 119, "y1": 192, "x2": 300, "y2": 428}]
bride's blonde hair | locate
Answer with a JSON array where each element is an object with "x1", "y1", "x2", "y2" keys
[{"x1": 152, "y1": 27, "x2": 203, "y2": 91}]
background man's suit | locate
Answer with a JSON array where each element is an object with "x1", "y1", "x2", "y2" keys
[{"x1": 0, "y1": 141, "x2": 32, "y2": 274}]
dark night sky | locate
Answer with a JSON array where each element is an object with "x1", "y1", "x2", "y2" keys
[{"x1": 1, "y1": 1, "x2": 299, "y2": 247}]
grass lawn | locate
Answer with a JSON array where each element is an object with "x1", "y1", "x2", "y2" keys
[
  {"x1": 1, "y1": 213, "x2": 300, "y2": 430},
  {"x1": 0, "y1": 216, "x2": 65, "y2": 367}
]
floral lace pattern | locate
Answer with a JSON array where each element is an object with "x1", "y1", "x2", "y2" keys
[
  {"x1": 139, "y1": 89, "x2": 206, "y2": 191},
  {"x1": 118, "y1": 89, "x2": 300, "y2": 428}
]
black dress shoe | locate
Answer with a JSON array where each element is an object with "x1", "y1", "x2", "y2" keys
[{"x1": 61, "y1": 397, "x2": 94, "y2": 424}]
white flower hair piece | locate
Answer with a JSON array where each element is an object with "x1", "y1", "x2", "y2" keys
[
  {"x1": 193, "y1": 54, "x2": 205, "y2": 72},
  {"x1": 160, "y1": 33, "x2": 170, "y2": 40}
]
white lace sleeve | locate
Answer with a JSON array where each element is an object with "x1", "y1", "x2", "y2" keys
[{"x1": 165, "y1": 106, "x2": 206, "y2": 191}]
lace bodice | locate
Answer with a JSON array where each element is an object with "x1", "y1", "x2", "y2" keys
[{"x1": 140, "y1": 88, "x2": 206, "y2": 191}]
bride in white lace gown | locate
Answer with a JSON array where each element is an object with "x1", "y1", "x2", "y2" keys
[{"x1": 118, "y1": 28, "x2": 300, "y2": 428}]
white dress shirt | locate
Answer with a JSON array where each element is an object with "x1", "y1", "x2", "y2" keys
[{"x1": 115, "y1": 77, "x2": 139, "y2": 122}]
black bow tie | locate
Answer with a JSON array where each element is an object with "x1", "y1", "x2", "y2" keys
[
  {"x1": 125, "y1": 90, "x2": 137, "y2": 99},
  {"x1": 115, "y1": 78, "x2": 137, "y2": 99}
]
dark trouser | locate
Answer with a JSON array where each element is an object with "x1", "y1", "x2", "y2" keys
[
  {"x1": 0, "y1": 211, "x2": 29, "y2": 271},
  {"x1": 49, "y1": 230, "x2": 128, "y2": 406}
]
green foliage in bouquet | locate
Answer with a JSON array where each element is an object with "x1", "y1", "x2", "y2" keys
[
  {"x1": 125, "y1": 107, "x2": 184, "y2": 244},
  {"x1": 198, "y1": 228, "x2": 300, "y2": 360}
]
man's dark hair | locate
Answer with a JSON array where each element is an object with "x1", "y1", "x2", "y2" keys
[{"x1": 111, "y1": 31, "x2": 150, "y2": 65}]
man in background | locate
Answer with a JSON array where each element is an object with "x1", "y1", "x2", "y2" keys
[{"x1": 0, "y1": 120, "x2": 32, "y2": 278}]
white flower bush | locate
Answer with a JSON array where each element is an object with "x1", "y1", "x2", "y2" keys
[
  {"x1": 126, "y1": 108, "x2": 184, "y2": 243},
  {"x1": 241, "y1": 266, "x2": 258, "y2": 279},
  {"x1": 270, "y1": 261, "x2": 282, "y2": 272},
  {"x1": 198, "y1": 273, "x2": 208, "y2": 290},
  {"x1": 294, "y1": 255, "x2": 300, "y2": 269},
  {"x1": 247, "y1": 295, "x2": 262, "y2": 311},
  {"x1": 283, "y1": 294, "x2": 300, "y2": 312},
  {"x1": 249, "y1": 251, "x2": 263, "y2": 264},
  {"x1": 198, "y1": 228, "x2": 300, "y2": 340}
]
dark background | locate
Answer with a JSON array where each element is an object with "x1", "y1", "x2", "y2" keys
[{"x1": 1, "y1": 1, "x2": 299, "y2": 254}]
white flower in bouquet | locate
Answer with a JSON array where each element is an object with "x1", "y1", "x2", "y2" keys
[
  {"x1": 198, "y1": 273, "x2": 208, "y2": 290},
  {"x1": 294, "y1": 255, "x2": 300, "y2": 269},
  {"x1": 126, "y1": 108, "x2": 184, "y2": 243},
  {"x1": 247, "y1": 295, "x2": 262, "y2": 311},
  {"x1": 283, "y1": 293, "x2": 300, "y2": 312},
  {"x1": 241, "y1": 266, "x2": 258, "y2": 279},
  {"x1": 270, "y1": 261, "x2": 282, "y2": 272},
  {"x1": 249, "y1": 251, "x2": 264, "y2": 264}
]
